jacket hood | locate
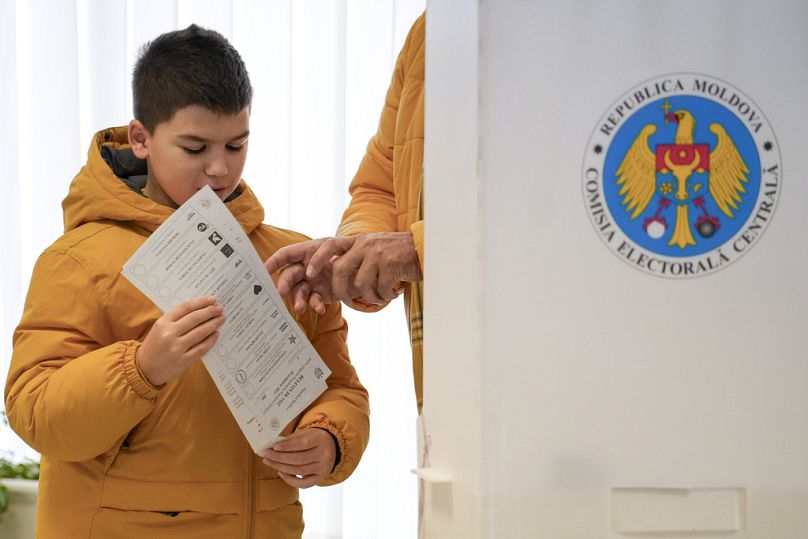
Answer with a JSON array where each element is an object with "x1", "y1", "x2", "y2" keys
[{"x1": 62, "y1": 126, "x2": 265, "y2": 234}]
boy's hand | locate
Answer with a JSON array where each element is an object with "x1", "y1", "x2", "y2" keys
[
  {"x1": 262, "y1": 428, "x2": 337, "y2": 488},
  {"x1": 264, "y1": 239, "x2": 335, "y2": 315},
  {"x1": 137, "y1": 296, "x2": 225, "y2": 387}
]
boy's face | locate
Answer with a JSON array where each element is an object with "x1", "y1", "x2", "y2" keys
[{"x1": 128, "y1": 105, "x2": 250, "y2": 208}]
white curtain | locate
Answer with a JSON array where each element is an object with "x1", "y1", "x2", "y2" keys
[{"x1": 0, "y1": 1, "x2": 423, "y2": 537}]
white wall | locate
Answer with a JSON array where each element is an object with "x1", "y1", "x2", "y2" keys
[{"x1": 425, "y1": 1, "x2": 808, "y2": 537}]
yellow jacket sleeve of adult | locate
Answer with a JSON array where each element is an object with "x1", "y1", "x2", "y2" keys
[
  {"x1": 338, "y1": 13, "x2": 424, "y2": 236},
  {"x1": 338, "y1": 13, "x2": 425, "y2": 313}
]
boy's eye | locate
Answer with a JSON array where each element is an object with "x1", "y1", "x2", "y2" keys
[
  {"x1": 226, "y1": 144, "x2": 245, "y2": 153},
  {"x1": 183, "y1": 146, "x2": 205, "y2": 155}
]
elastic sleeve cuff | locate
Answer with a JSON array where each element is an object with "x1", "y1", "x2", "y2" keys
[
  {"x1": 312, "y1": 427, "x2": 342, "y2": 472},
  {"x1": 121, "y1": 341, "x2": 163, "y2": 399},
  {"x1": 300, "y1": 421, "x2": 347, "y2": 480}
]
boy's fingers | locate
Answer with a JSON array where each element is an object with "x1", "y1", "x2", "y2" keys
[
  {"x1": 264, "y1": 429, "x2": 333, "y2": 488},
  {"x1": 266, "y1": 462, "x2": 322, "y2": 481},
  {"x1": 275, "y1": 263, "x2": 306, "y2": 297},
  {"x1": 308, "y1": 292, "x2": 326, "y2": 315},
  {"x1": 167, "y1": 296, "x2": 217, "y2": 322},
  {"x1": 181, "y1": 315, "x2": 226, "y2": 349},
  {"x1": 265, "y1": 239, "x2": 328, "y2": 275},
  {"x1": 292, "y1": 281, "x2": 311, "y2": 315},
  {"x1": 264, "y1": 244, "x2": 307, "y2": 275},
  {"x1": 276, "y1": 470, "x2": 318, "y2": 489},
  {"x1": 263, "y1": 448, "x2": 317, "y2": 466},
  {"x1": 263, "y1": 453, "x2": 318, "y2": 471},
  {"x1": 175, "y1": 304, "x2": 224, "y2": 335},
  {"x1": 270, "y1": 432, "x2": 318, "y2": 452},
  {"x1": 184, "y1": 330, "x2": 219, "y2": 359}
]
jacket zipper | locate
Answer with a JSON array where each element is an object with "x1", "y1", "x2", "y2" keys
[{"x1": 245, "y1": 448, "x2": 256, "y2": 538}]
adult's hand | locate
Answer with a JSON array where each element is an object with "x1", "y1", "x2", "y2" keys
[{"x1": 307, "y1": 232, "x2": 422, "y2": 306}]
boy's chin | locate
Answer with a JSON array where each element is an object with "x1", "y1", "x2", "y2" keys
[
  {"x1": 161, "y1": 185, "x2": 237, "y2": 207},
  {"x1": 211, "y1": 186, "x2": 237, "y2": 201}
]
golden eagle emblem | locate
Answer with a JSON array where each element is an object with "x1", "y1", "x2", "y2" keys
[{"x1": 615, "y1": 106, "x2": 750, "y2": 248}]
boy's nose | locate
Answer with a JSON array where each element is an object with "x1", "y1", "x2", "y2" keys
[{"x1": 205, "y1": 156, "x2": 229, "y2": 177}]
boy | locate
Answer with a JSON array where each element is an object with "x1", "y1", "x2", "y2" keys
[{"x1": 4, "y1": 25, "x2": 369, "y2": 538}]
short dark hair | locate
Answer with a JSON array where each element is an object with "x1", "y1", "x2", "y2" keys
[{"x1": 132, "y1": 24, "x2": 252, "y2": 131}]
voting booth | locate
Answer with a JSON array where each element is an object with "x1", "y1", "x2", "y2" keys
[{"x1": 423, "y1": 1, "x2": 808, "y2": 537}]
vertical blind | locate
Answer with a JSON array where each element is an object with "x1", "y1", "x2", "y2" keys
[{"x1": 0, "y1": 1, "x2": 423, "y2": 537}]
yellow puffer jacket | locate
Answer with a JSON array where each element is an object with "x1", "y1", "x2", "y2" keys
[
  {"x1": 338, "y1": 13, "x2": 425, "y2": 411},
  {"x1": 5, "y1": 126, "x2": 370, "y2": 538}
]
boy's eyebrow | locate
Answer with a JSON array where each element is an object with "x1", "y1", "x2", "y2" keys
[{"x1": 177, "y1": 131, "x2": 250, "y2": 143}]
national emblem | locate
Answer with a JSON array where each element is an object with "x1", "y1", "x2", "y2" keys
[{"x1": 615, "y1": 107, "x2": 750, "y2": 248}]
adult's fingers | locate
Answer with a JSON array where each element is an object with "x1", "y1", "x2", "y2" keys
[
  {"x1": 376, "y1": 267, "x2": 400, "y2": 303},
  {"x1": 330, "y1": 249, "x2": 363, "y2": 302},
  {"x1": 307, "y1": 237, "x2": 356, "y2": 278},
  {"x1": 353, "y1": 259, "x2": 385, "y2": 305}
]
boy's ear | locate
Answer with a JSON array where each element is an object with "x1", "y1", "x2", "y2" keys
[{"x1": 128, "y1": 119, "x2": 150, "y2": 159}]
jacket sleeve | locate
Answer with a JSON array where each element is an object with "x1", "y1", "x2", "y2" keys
[
  {"x1": 336, "y1": 13, "x2": 424, "y2": 239},
  {"x1": 4, "y1": 250, "x2": 160, "y2": 462},
  {"x1": 410, "y1": 218, "x2": 424, "y2": 277},
  {"x1": 295, "y1": 302, "x2": 370, "y2": 486},
  {"x1": 337, "y1": 13, "x2": 425, "y2": 315}
]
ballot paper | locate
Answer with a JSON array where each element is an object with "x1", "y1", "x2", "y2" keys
[{"x1": 121, "y1": 186, "x2": 331, "y2": 454}]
